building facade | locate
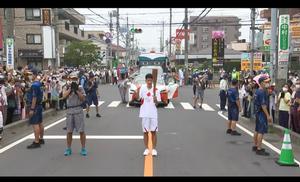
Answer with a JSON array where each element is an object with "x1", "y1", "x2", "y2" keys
[
  {"x1": 189, "y1": 16, "x2": 241, "y2": 55},
  {"x1": 0, "y1": 8, "x2": 87, "y2": 70}
]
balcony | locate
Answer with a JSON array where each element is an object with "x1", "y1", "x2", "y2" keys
[
  {"x1": 57, "y1": 8, "x2": 85, "y2": 25},
  {"x1": 58, "y1": 20, "x2": 85, "y2": 41}
]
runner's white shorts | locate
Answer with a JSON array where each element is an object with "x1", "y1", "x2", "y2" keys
[{"x1": 142, "y1": 117, "x2": 158, "y2": 132}]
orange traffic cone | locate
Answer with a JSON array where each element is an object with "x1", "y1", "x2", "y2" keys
[{"x1": 276, "y1": 129, "x2": 299, "y2": 167}]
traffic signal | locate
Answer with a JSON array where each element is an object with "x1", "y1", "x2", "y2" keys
[{"x1": 130, "y1": 28, "x2": 142, "y2": 33}]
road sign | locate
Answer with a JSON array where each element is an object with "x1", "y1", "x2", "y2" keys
[
  {"x1": 278, "y1": 14, "x2": 290, "y2": 79},
  {"x1": 6, "y1": 38, "x2": 14, "y2": 70},
  {"x1": 279, "y1": 15, "x2": 290, "y2": 51},
  {"x1": 105, "y1": 32, "x2": 112, "y2": 39},
  {"x1": 263, "y1": 30, "x2": 271, "y2": 51}
]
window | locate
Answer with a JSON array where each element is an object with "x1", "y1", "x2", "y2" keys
[
  {"x1": 81, "y1": 31, "x2": 84, "y2": 37},
  {"x1": 203, "y1": 27, "x2": 209, "y2": 33},
  {"x1": 26, "y1": 34, "x2": 42, "y2": 44},
  {"x1": 202, "y1": 44, "x2": 208, "y2": 49},
  {"x1": 25, "y1": 8, "x2": 41, "y2": 21},
  {"x1": 202, "y1": 35, "x2": 208, "y2": 41},
  {"x1": 74, "y1": 27, "x2": 78, "y2": 34},
  {"x1": 65, "y1": 22, "x2": 69, "y2": 31}
]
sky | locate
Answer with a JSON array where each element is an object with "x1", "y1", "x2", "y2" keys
[{"x1": 75, "y1": 8, "x2": 267, "y2": 52}]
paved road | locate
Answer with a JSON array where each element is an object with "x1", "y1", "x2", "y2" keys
[{"x1": 0, "y1": 84, "x2": 299, "y2": 176}]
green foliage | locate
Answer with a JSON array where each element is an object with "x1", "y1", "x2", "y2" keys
[{"x1": 64, "y1": 40, "x2": 99, "y2": 67}]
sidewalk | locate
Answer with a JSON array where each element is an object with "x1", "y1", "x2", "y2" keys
[
  {"x1": 221, "y1": 110, "x2": 300, "y2": 162},
  {"x1": 0, "y1": 109, "x2": 66, "y2": 147}
]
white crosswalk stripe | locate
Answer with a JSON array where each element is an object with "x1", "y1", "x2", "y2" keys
[
  {"x1": 108, "y1": 101, "x2": 121, "y2": 107},
  {"x1": 164, "y1": 102, "x2": 175, "y2": 109},
  {"x1": 180, "y1": 102, "x2": 195, "y2": 110},
  {"x1": 90, "y1": 101, "x2": 105, "y2": 107},
  {"x1": 97, "y1": 100, "x2": 217, "y2": 111},
  {"x1": 216, "y1": 104, "x2": 228, "y2": 110},
  {"x1": 200, "y1": 103, "x2": 215, "y2": 111}
]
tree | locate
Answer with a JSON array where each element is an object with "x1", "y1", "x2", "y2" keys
[{"x1": 64, "y1": 40, "x2": 99, "y2": 67}]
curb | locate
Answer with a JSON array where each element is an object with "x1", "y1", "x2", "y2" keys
[
  {"x1": 239, "y1": 116, "x2": 300, "y2": 145},
  {"x1": 3, "y1": 109, "x2": 57, "y2": 130}
]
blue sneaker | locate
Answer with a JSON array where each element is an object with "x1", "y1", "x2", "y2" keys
[
  {"x1": 80, "y1": 148, "x2": 87, "y2": 156},
  {"x1": 64, "y1": 148, "x2": 72, "y2": 156}
]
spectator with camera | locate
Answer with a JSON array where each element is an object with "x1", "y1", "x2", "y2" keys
[
  {"x1": 63, "y1": 72, "x2": 87, "y2": 156},
  {"x1": 85, "y1": 72, "x2": 101, "y2": 118},
  {"x1": 278, "y1": 83, "x2": 291, "y2": 129}
]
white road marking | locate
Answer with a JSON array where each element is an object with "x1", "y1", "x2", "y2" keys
[
  {"x1": 200, "y1": 103, "x2": 215, "y2": 111},
  {"x1": 216, "y1": 104, "x2": 228, "y2": 110},
  {"x1": 28, "y1": 135, "x2": 143, "y2": 139},
  {"x1": 108, "y1": 101, "x2": 121, "y2": 107},
  {"x1": 0, "y1": 117, "x2": 67, "y2": 154},
  {"x1": 90, "y1": 101, "x2": 105, "y2": 107},
  {"x1": 217, "y1": 111, "x2": 300, "y2": 166},
  {"x1": 180, "y1": 102, "x2": 195, "y2": 110},
  {"x1": 165, "y1": 102, "x2": 175, "y2": 109}
]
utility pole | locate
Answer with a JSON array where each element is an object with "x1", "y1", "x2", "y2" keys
[
  {"x1": 116, "y1": 8, "x2": 120, "y2": 64},
  {"x1": 109, "y1": 12, "x2": 113, "y2": 69},
  {"x1": 184, "y1": 8, "x2": 189, "y2": 69},
  {"x1": 270, "y1": 8, "x2": 278, "y2": 124},
  {"x1": 162, "y1": 21, "x2": 165, "y2": 52},
  {"x1": 3, "y1": 8, "x2": 15, "y2": 68},
  {"x1": 250, "y1": 8, "x2": 256, "y2": 75},
  {"x1": 169, "y1": 8, "x2": 172, "y2": 64},
  {"x1": 132, "y1": 30, "x2": 135, "y2": 65},
  {"x1": 275, "y1": 8, "x2": 289, "y2": 125},
  {"x1": 125, "y1": 16, "x2": 129, "y2": 67},
  {"x1": 54, "y1": 8, "x2": 60, "y2": 70},
  {"x1": 270, "y1": 8, "x2": 277, "y2": 86}
]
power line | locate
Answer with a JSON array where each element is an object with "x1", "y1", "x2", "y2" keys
[
  {"x1": 189, "y1": 8, "x2": 207, "y2": 25},
  {"x1": 87, "y1": 8, "x2": 109, "y2": 23}
]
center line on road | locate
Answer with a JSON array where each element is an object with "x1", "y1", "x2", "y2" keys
[
  {"x1": 180, "y1": 102, "x2": 194, "y2": 110},
  {"x1": 217, "y1": 111, "x2": 300, "y2": 166},
  {"x1": 108, "y1": 101, "x2": 121, "y2": 107},
  {"x1": 144, "y1": 132, "x2": 153, "y2": 176}
]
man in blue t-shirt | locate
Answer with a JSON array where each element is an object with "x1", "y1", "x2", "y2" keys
[
  {"x1": 226, "y1": 79, "x2": 242, "y2": 135},
  {"x1": 27, "y1": 68, "x2": 44, "y2": 149},
  {"x1": 253, "y1": 76, "x2": 272, "y2": 156},
  {"x1": 86, "y1": 72, "x2": 101, "y2": 118}
]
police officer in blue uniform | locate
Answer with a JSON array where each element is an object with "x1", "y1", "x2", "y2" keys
[
  {"x1": 226, "y1": 79, "x2": 242, "y2": 135},
  {"x1": 253, "y1": 76, "x2": 272, "y2": 156},
  {"x1": 27, "y1": 68, "x2": 44, "y2": 149}
]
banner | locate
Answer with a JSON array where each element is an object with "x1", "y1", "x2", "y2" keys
[
  {"x1": 43, "y1": 26, "x2": 56, "y2": 59},
  {"x1": 241, "y1": 53, "x2": 250, "y2": 71},
  {"x1": 212, "y1": 31, "x2": 225, "y2": 67},
  {"x1": 253, "y1": 52, "x2": 263, "y2": 71},
  {"x1": 6, "y1": 38, "x2": 14, "y2": 69},
  {"x1": 263, "y1": 30, "x2": 271, "y2": 51}
]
